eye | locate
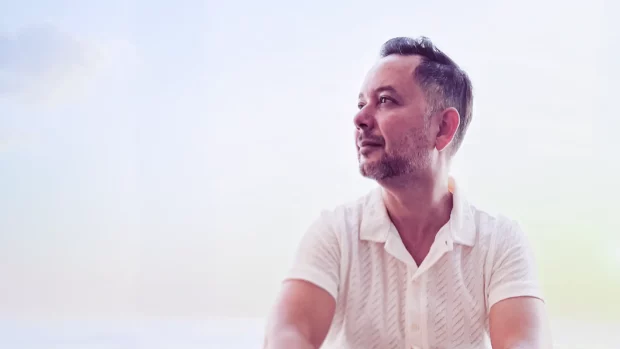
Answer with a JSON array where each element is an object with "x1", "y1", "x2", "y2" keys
[
  {"x1": 379, "y1": 96, "x2": 392, "y2": 104},
  {"x1": 357, "y1": 102, "x2": 365, "y2": 110}
]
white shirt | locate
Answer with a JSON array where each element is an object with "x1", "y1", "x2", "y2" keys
[{"x1": 285, "y1": 179, "x2": 543, "y2": 349}]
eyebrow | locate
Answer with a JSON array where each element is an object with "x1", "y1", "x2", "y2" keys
[{"x1": 358, "y1": 85, "x2": 400, "y2": 99}]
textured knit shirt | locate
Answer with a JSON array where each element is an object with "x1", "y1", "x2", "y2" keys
[{"x1": 285, "y1": 179, "x2": 543, "y2": 349}]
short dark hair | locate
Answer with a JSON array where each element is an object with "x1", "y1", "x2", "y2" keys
[{"x1": 380, "y1": 36, "x2": 473, "y2": 154}]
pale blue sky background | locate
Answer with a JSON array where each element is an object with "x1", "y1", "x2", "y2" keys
[{"x1": 0, "y1": 0, "x2": 619, "y2": 325}]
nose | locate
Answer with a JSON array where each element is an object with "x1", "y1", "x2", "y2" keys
[{"x1": 354, "y1": 106, "x2": 374, "y2": 131}]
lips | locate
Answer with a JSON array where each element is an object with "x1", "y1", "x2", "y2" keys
[
  {"x1": 357, "y1": 139, "x2": 383, "y2": 156},
  {"x1": 358, "y1": 139, "x2": 383, "y2": 148}
]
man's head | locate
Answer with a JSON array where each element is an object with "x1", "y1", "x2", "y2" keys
[{"x1": 354, "y1": 36, "x2": 473, "y2": 182}]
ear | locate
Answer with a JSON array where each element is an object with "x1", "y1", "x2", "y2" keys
[{"x1": 435, "y1": 107, "x2": 460, "y2": 152}]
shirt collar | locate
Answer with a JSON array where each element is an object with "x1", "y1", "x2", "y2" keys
[{"x1": 359, "y1": 177, "x2": 476, "y2": 247}]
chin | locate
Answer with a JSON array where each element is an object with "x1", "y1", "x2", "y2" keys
[
  {"x1": 359, "y1": 162, "x2": 381, "y2": 180},
  {"x1": 358, "y1": 156, "x2": 376, "y2": 169}
]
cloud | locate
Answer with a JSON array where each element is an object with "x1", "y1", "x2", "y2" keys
[{"x1": 0, "y1": 24, "x2": 138, "y2": 105}]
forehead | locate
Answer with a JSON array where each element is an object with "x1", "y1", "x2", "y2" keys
[{"x1": 360, "y1": 54, "x2": 422, "y2": 94}]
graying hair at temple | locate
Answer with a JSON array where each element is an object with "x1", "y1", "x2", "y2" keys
[{"x1": 380, "y1": 36, "x2": 474, "y2": 154}]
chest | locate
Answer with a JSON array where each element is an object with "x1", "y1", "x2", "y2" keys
[
  {"x1": 402, "y1": 238, "x2": 434, "y2": 267},
  {"x1": 331, "y1": 244, "x2": 490, "y2": 349}
]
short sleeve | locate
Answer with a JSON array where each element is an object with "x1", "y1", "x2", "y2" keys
[
  {"x1": 487, "y1": 219, "x2": 544, "y2": 310},
  {"x1": 284, "y1": 211, "x2": 341, "y2": 301}
]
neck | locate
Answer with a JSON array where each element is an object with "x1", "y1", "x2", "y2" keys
[{"x1": 379, "y1": 172, "x2": 453, "y2": 242}]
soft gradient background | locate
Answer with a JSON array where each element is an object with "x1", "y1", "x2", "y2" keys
[{"x1": 1, "y1": 0, "x2": 619, "y2": 347}]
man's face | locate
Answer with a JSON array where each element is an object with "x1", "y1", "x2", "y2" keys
[{"x1": 354, "y1": 54, "x2": 434, "y2": 181}]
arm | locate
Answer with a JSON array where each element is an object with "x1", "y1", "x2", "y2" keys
[
  {"x1": 264, "y1": 211, "x2": 341, "y2": 349},
  {"x1": 486, "y1": 220, "x2": 552, "y2": 349},
  {"x1": 264, "y1": 280, "x2": 336, "y2": 349},
  {"x1": 489, "y1": 296, "x2": 551, "y2": 349}
]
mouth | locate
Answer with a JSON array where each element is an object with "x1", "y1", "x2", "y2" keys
[
  {"x1": 358, "y1": 140, "x2": 383, "y2": 155},
  {"x1": 359, "y1": 140, "x2": 381, "y2": 147},
  {"x1": 358, "y1": 139, "x2": 383, "y2": 147}
]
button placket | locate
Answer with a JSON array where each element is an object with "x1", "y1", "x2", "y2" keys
[
  {"x1": 408, "y1": 272, "x2": 423, "y2": 348},
  {"x1": 404, "y1": 267, "x2": 415, "y2": 347},
  {"x1": 419, "y1": 273, "x2": 430, "y2": 349}
]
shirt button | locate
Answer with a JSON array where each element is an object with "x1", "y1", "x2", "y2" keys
[{"x1": 411, "y1": 323, "x2": 420, "y2": 331}]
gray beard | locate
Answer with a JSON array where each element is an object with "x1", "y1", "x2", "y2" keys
[
  {"x1": 359, "y1": 120, "x2": 432, "y2": 181},
  {"x1": 359, "y1": 154, "x2": 417, "y2": 180}
]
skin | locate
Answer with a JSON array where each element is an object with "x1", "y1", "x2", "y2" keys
[
  {"x1": 264, "y1": 54, "x2": 551, "y2": 349},
  {"x1": 354, "y1": 54, "x2": 456, "y2": 265}
]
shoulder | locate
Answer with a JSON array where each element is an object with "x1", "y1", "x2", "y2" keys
[
  {"x1": 468, "y1": 204, "x2": 534, "y2": 264},
  {"x1": 469, "y1": 204, "x2": 530, "y2": 249},
  {"x1": 311, "y1": 188, "x2": 380, "y2": 240},
  {"x1": 466, "y1": 206, "x2": 544, "y2": 306}
]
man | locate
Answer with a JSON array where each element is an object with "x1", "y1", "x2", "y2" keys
[{"x1": 264, "y1": 37, "x2": 551, "y2": 349}]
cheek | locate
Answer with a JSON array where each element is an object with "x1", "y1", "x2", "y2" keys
[
  {"x1": 378, "y1": 116, "x2": 409, "y2": 148},
  {"x1": 385, "y1": 124, "x2": 430, "y2": 154}
]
